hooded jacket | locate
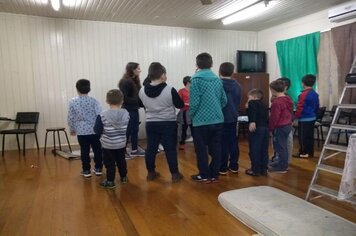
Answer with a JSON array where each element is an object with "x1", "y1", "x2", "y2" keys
[
  {"x1": 139, "y1": 82, "x2": 184, "y2": 122},
  {"x1": 269, "y1": 95, "x2": 293, "y2": 131},
  {"x1": 221, "y1": 78, "x2": 241, "y2": 123},
  {"x1": 94, "y1": 108, "x2": 130, "y2": 149},
  {"x1": 189, "y1": 69, "x2": 227, "y2": 127}
]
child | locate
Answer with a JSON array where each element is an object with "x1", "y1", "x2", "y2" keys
[
  {"x1": 190, "y1": 52, "x2": 227, "y2": 183},
  {"x1": 138, "y1": 62, "x2": 184, "y2": 183},
  {"x1": 94, "y1": 89, "x2": 130, "y2": 189},
  {"x1": 268, "y1": 80, "x2": 293, "y2": 173},
  {"x1": 245, "y1": 89, "x2": 269, "y2": 176},
  {"x1": 218, "y1": 62, "x2": 241, "y2": 175},
  {"x1": 294, "y1": 74, "x2": 319, "y2": 158},
  {"x1": 177, "y1": 76, "x2": 192, "y2": 150},
  {"x1": 270, "y1": 77, "x2": 293, "y2": 164},
  {"x1": 68, "y1": 79, "x2": 103, "y2": 178}
]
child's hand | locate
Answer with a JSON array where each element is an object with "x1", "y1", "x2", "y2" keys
[
  {"x1": 249, "y1": 122, "x2": 256, "y2": 132},
  {"x1": 292, "y1": 120, "x2": 298, "y2": 126}
]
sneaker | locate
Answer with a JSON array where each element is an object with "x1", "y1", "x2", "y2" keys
[
  {"x1": 121, "y1": 176, "x2": 128, "y2": 184},
  {"x1": 228, "y1": 168, "x2": 238, "y2": 174},
  {"x1": 158, "y1": 144, "x2": 164, "y2": 151},
  {"x1": 299, "y1": 153, "x2": 309, "y2": 158},
  {"x1": 172, "y1": 172, "x2": 183, "y2": 183},
  {"x1": 179, "y1": 144, "x2": 185, "y2": 150},
  {"x1": 147, "y1": 171, "x2": 160, "y2": 181},
  {"x1": 185, "y1": 136, "x2": 193, "y2": 142},
  {"x1": 191, "y1": 174, "x2": 211, "y2": 183},
  {"x1": 100, "y1": 180, "x2": 116, "y2": 189},
  {"x1": 93, "y1": 168, "x2": 103, "y2": 176},
  {"x1": 268, "y1": 167, "x2": 288, "y2": 173},
  {"x1": 81, "y1": 170, "x2": 92, "y2": 178},
  {"x1": 219, "y1": 171, "x2": 228, "y2": 176},
  {"x1": 130, "y1": 149, "x2": 145, "y2": 157},
  {"x1": 125, "y1": 152, "x2": 133, "y2": 160},
  {"x1": 210, "y1": 177, "x2": 219, "y2": 183}
]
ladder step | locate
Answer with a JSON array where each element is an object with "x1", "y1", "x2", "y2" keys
[
  {"x1": 324, "y1": 144, "x2": 348, "y2": 152},
  {"x1": 330, "y1": 124, "x2": 356, "y2": 131},
  {"x1": 318, "y1": 164, "x2": 343, "y2": 175},
  {"x1": 337, "y1": 104, "x2": 356, "y2": 109},
  {"x1": 344, "y1": 84, "x2": 356, "y2": 89},
  {"x1": 310, "y1": 184, "x2": 356, "y2": 204}
]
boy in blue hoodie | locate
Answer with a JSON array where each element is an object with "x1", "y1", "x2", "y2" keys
[
  {"x1": 94, "y1": 89, "x2": 130, "y2": 188},
  {"x1": 190, "y1": 52, "x2": 227, "y2": 183},
  {"x1": 218, "y1": 62, "x2": 241, "y2": 175}
]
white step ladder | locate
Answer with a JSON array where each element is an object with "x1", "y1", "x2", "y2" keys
[{"x1": 305, "y1": 56, "x2": 356, "y2": 204}]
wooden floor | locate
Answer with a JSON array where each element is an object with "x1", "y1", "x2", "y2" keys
[{"x1": 0, "y1": 137, "x2": 355, "y2": 236}]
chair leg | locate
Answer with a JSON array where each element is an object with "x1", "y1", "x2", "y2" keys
[
  {"x1": 64, "y1": 130, "x2": 72, "y2": 153},
  {"x1": 35, "y1": 132, "x2": 39, "y2": 151},
  {"x1": 16, "y1": 134, "x2": 20, "y2": 153},
  {"x1": 2, "y1": 134, "x2": 5, "y2": 156},
  {"x1": 316, "y1": 128, "x2": 320, "y2": 147},
  {"x1": 320, "y1": 126, "x2": 324, "y2": 143},
  {"x1": 44, "y1": 131, "x2": 48, "y2": 155},
  {"x1": 23, "y1": 134, "x2": 26, "y2": 156},
  {"x1": 52, "y1": 131, "x2": 56, "y2": 156},
  {"x1": 57, "y1": 131, "x2": 62, "y2": 151}
]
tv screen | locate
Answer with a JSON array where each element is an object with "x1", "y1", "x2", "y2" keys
[{"x1": 237, "y1": 50, "x2": 266, "y2": 73}]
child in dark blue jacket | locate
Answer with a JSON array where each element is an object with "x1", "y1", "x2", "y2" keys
[{"x1": 218, "y1": 62, "x2": 241, "y2": 175}]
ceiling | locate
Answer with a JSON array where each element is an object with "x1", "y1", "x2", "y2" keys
[{"x1": 0, "y1": 0, "x2": 352, "y2": 31}]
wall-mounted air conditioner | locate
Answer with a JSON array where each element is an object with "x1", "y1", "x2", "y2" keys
[{"x1": 328, "y1": 1, "x2": 356, "y2": 22}]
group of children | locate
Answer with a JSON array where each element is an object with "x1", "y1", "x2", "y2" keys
[{"x1": 67, "y1": 52, "x2": 319, "y2": 188}]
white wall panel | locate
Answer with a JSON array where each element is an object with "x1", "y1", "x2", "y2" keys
[{"x1": 0, "y1": 12, "x2": 257, "y2": 150}]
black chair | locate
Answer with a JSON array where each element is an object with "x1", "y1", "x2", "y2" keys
[
  {"x1": 314, "y1": 106, "x2": 326, "y2": 146},
  {"x1": 0, "y1": 112, "x2": 40, "y2": 156}
]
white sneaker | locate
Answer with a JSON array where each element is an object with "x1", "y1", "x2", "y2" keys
[
  {"x1": 158, "y1": 144, "x2": 164, "y2": 151},
  {"x1": 185, "y1": 136, "x2": 193, "y2": 142}
]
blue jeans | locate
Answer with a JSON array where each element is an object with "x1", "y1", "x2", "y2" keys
[
  {"x1": 77, "y1": 134, "x2": 102, "y2": 171},
  {"x1": 248, "y1": 127, "x2": 269, "y2": 174},
  {"x1": 145, "y1": 121, "x2": 179, "y2": 174},
  {"x1": 127, "y1": 110, "x2": 140, "y2": 150},
  {"x1": 272, "y1": 125, "x2": 292, "y2": 170},
  {"x1": 193, "y1": 123, "x2": 223, "y2": 179},
  {"x1": 220, "y1": 122, "x2": 239, "y2": 172}
]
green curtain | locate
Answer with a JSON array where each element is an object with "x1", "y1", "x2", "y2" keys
[{"x1": 276, "y1": 32, "x2": 320, "y2": 105}]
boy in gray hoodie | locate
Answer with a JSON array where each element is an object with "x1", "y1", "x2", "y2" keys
[{"x1": 94, "y1": 89, "x2": 130, "y2": 189}]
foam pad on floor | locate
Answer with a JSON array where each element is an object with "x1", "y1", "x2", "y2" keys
[{"x1": 218, "y1": 186, "x2": 356, "y2": 236}]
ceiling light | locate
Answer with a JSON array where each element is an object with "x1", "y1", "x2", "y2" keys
[
  {"x1": 222, "y1": 0, "x2": 277, "y2": 25},
  {"x1": 212, "y1": 0, "x2": 259, "y2": 20},
  {"x1": 63, "y1": 0, "x2": 84, "y2": 8},
  {"x1": 35, "y1": 0, "x2": 49, "y2": 4},
  {"x1": 51, "y1": 0, "x2": 60, "y2": 11}
]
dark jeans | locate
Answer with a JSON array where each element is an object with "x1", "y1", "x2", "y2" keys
[
  {"x1": 248, "y1": 126, "x2": 269, "y2": 174},
  {"x1": 180, "y1": 111, "x2": 193, "y2": 145},
  {"x1": 102, "y1": 148, "x2": 127, "y2": 181},
  {"x1": 145, "y1": 121, "x2": 179, "y2": 174},
  {"x1": 77, "y1": 134, "x2": 102, "y2": 171},
  {"x1": 298, "y1": 120, "x2": 315, "y2": 155},
  {"x1": 127, "y1": 109, "x2": 140, "y2": 150},
  {"x1": 272, "y1": 125, "x2": 292, "y2": 170},
  {"x1": 220, "y1": 122, "x2": 239, "y2": 172},
  {"x1": 193, "y1": 123, "x2": 223, "y2": 179}
]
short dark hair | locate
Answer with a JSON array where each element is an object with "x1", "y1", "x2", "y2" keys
[
  {"x1": 219, "y1": 62, "x2": 234, "y2": 77},
  {"x1": 277, "y1": 77, "x2": 291, "y2": 90},
  {"x1": 148, "y1": 62, "x2": 166, "y2": 81},
  {"x1": 76, "y1": 79, "x2": 90, "y2": 94},
  {"x1": 270, "y1": 80, "x2": 286, "y2": 93},
  {"x1": 248, "y1": 88, "x2": 263, "y2": 100},
  {"x1": 106, "y1": 89, "x2": 123, "y2": 105},
  {"x1": 183, "y1": 76, "x2": 191, "y2": 86},
  {"x1": 196, "y1": 52, "x2": 213, "y2": 69},
  {"x1": 302, "y1": 74, "x2": 316, "y2": 87}
]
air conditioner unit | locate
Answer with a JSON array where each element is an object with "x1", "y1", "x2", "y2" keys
[{"x1": 328, "y1": 1, "x2": 356, "y2": 22}]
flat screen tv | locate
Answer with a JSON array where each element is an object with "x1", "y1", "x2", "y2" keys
[{"x1": 236, "y1": 50, "x2": 266, "y2": 73}]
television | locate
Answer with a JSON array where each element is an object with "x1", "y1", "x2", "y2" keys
[{"x1": 236, "y1": 50, "x2": 266, "y2": 73}]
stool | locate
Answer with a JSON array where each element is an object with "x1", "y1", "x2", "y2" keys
[{"x1": 44, "y1": 127, "x2": 72, "y2": 155}]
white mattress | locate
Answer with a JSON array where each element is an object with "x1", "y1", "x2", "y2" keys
[{"x1": 218, "y1": 186, "x2": 356, "y2": 236}]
